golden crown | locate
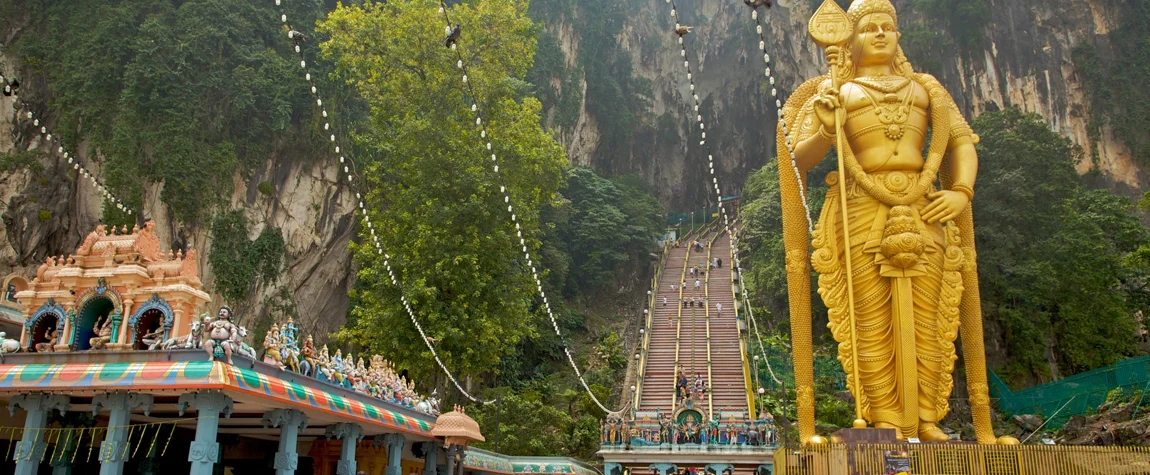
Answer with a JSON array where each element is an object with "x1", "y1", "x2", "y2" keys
[{"x1": 847, "y1": 0, "x2": 898, "y2": 25}]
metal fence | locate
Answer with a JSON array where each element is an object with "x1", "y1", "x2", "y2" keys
[{"x1": 774, "y1": 443, "x2": 1150, "y2": 475}]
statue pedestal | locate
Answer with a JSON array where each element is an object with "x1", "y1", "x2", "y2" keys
[
  {"x1": 830, "y1": 428, "x2": 900, "y2": 475},
  {"x1": 830, "y1": 428, "x2": 898, "y2": 445}
]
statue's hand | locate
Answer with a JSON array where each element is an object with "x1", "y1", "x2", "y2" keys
[
  {"x1": 813, "y1": 89, "x2": 840, "y2": 133},
  {"x1": 922, "y1": 190, "x2": 970, "y2": 224}
]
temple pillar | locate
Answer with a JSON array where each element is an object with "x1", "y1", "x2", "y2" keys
[
  {"x1": 455, "y1": 448, "x2": 466, "y2": 475},
  {"x1": 263, "y1": 408, "x2": 308, "y2": 475},
  {"x1": 325, "y1": 423, "x2": 364, "y2": 475},
  {"x1": 93, "y1": 391, "x2": 155, "y2": 475},
  {"x1": 113, "y1": 298, "x2": 134, "y2": 348},
  {"x1": 375, "y1": 434, "x2": 405, "y2": 475},
  {"x1": 49, "y1": 429, "x2": 78, "y2": 475},
  {"x1": 650, "y1": 464, "x2": 678, "y2": 475},
  {"x1": 604, "y1": 463, "x2": 623, "y2": 475},
  {"x1": 55, "y1": 307, "x2": 75, "y2": 351},
  {"x1": 177, "y1": 390, "x2": 233, "y2": 475},
  {"x1": 705, "y1": 464, "x2": 734, "y2": 475},
  {"x1": 443, "y1": 445, "x2": 457, "y2": 475},
  {"x1": 420, "y1": 442, "x2": 439, "y2": 475},
  {"x1": 8, "y1": 393, "x2": 70, "y2": 475}
]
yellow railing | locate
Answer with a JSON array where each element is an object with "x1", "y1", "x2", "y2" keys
[
  {"x1": 729, "y1": 221, "x2": 757, "y2": 420},
  {"x1": 702, "y1": 226, "x2": 722, "y2": 419},
  {"x1": 634, "y1": 238, "x2": 672, "y2": 411},
  {"x1": 672, "y1": 221, "x2": 715, "y2": 412},
  {"x1": 774, "y1": 443, "x2": 1150, "y2": 475}
]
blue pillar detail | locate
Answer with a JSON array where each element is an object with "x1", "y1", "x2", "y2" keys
[
  {"x1": 604, "y1": 463, "x2": 623, "y2": 475},
  {"x1": 455, "y1": 448, "x2": 467, "y2": 475},
  {"x1": 178, "y1": 390, "x2": 233, "y2": 475},
  {"x1": 50, "y1": 429, "x2": 79, "y2": 475},
  {"x1": 8, "y1": 393, "x2": 70, "y2": 475},
  {"x1": 325, "y1": 423, "x2": 363, "y2": 475},
  {"x1": 650, "y1": 463, "x2": 678, "y2": 475},
  {"x1": 756, "y1": 464, "x2": 772, "y2": 475},
  {"x1": 444, "y1": 445, "x2": 458, "y2": 475},
  {"x1": 375, "y1": 434, "x2": 405, "y2": 475},
  {"x1": 705, "y1": 464, "x2": 734, "y2": 475},
  {"x1": 93, "y1": 392, "x2": 154, "y2": 475},
  {"x1": 420, "y1": 442, "x2": 440, "y2": 475},
  {"x1": 263, "y1": 409, "x2": 308, "y2": 475}
]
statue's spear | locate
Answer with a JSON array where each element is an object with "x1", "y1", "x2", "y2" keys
[{"x1": 807, "y1": 0, "x2": 867, "y2": 430}]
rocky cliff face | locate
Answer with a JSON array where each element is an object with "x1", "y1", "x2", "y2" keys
[
  {"x1": 0, "y1": 0, "x2": 1140, "y2": 337},
  {"x1": 542, "y1": 0, "x2": 1141, "y2": 204},
  {"x1": 0, "y1": 57, "x2": 357, "y2": 337}
]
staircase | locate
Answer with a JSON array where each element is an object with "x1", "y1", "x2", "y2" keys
[{"x1": 637, "y1": 228, "x2": 749, "y2": 418}]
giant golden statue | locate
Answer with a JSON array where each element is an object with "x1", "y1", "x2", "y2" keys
[{"x1": 777, "y1": 0, "x2": 1014, "y2": 444}]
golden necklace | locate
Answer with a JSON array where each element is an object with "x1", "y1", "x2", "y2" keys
[{"x1": 855, "y1": 77, "x2": 914, "y2": 141}]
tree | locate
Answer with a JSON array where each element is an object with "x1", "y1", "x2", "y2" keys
[
  {"x1": 971, "y1": 108, "x2": 1146, "y2": 383},
  {"x1": 321, "y1": 0, "x2": 567, "y2": 382},
  {"x1": 13, "y1": 0, "x2": 336, "y2": 223}
]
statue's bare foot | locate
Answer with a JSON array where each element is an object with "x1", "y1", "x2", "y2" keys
[{"x1": 918, "y1": 423, "x2": 949, "y2": 442}]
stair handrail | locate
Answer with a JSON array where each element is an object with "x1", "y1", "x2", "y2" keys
[
  {"x1": 634, "y1": 238, "x2": 672, "y2": 411},
  {"x1": 702, "y1": 227, "x2": 722, "y2": 419},
  {"x1": 729, "y1": 219, "x2": 758, "y2": 420}
]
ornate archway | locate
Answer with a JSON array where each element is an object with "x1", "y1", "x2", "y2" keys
[
  {"x1": 73, "y1": 295, "x2": 116, "y2": 350},
  {"x1": 127, "y1": 294, "x2": 174, "y2": 350},
  {"x1": 25, "y1": 299, "x2": 66, "y2": 350}
]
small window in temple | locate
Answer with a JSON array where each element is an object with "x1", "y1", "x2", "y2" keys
[{"x1": 4, "y1": 283, "x2": 15, "y2": 302}]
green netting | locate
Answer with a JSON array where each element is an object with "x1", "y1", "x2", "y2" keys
[{"x1": 990, "y1": 356, "x2": 1150, "y2": 428}]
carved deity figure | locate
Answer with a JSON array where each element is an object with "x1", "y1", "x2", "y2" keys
[
  {"x1": 300, "y1": 335, "x2": 317, "y2": 377},
  {"x1": 141, "y1": 325, "x2": 165, "y2": 350},
  {"x1": 34, "y1": 327, "x2": 57, "y2": 353},
  {"x1": 318, "y1": 345, "x2": 335, "y2": 382},
  {"x1": 89, "y1": 315, "x2": 114, "y2": 350},
  {"x1": 203, "y1": 306, "x2": 239, "y2": 364},
  {"x1": 780, "y1": 0, "x2": 1011, "y2": 444},
  {"x1": 263, "y1": 323, "x2": 283, "y2": 364}
]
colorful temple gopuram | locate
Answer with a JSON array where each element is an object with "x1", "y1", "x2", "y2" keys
[{"x1": 0, "y1": 224, "x2": 597, "y2": 475}]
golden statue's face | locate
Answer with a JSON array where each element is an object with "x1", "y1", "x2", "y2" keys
[{"x1": 853, "y1": 12, "x2": 900, "y2": 66}]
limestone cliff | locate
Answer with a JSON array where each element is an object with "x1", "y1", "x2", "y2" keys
[
  {"x1": 0, "y1": 0, "x2": 1141, "y2": 338},
  {"x1": 539, "y1": 0, "x2": 1142, "y2": 206}
]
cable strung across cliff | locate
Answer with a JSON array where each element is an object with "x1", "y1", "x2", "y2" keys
[
  {"x1": 270, "y1": 0, "x2": 493, "y2": 405},
  {"x1": 433, "y1": 0, "x2": 632, "y2": 415},
  {"x1": 0, "y1": 72, "x2": 136, "y2": 217}
]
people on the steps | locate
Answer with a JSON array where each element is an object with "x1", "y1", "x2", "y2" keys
[{"x1": 716, "y1": 302, "x2": 722, "y2": 318}]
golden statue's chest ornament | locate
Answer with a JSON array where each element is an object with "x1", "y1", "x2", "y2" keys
[{"x1": 853, "y1": 77, "x2": 914, "y2": 141}]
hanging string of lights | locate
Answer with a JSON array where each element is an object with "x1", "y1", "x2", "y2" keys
[
  {"x1": 435, "y1": 1, "x2": 631, "y2": 415},
  {"x1": 660, "y1": 0, "x2": 737, "y2": 255},
  {"x1": 271, "y1": 0, "x2": 493, "y2": 404},
  {"x1": 736, "y1": 2, "x2": 796, "y2": 391},
  {"x1": 748, "y1": 6, "x2": 814, "y2": 233},
  {"x1": 0, "y1": 73, "x2": 135, "y2": 216}
]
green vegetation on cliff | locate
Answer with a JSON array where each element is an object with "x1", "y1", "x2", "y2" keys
[
  {"x1": 1074, "y1": 2, "x2": 1150, "y2": 167},
  {"x1": 8, "y1": 0, "x2": 344, "y2": 223}
]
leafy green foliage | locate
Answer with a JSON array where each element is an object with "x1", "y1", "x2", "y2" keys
[
  {"x1": 740, "y1": 158, "x2": 833, "y2": 334},
  {"x1": 207, "y1": 210, "x2": 286, "y2": 305},
  {"x1": 1073, "y1": 3, "x2": 1150, "y2": 166},
  {"x1": 547, "y1": 168, "x2": 665, "y2": 297},
  {"x1": 469, "y1": 390, "x2": 601, "y2": 460},
  {"x1": 322, "y1": 0, "x2": 565, "y2": 381},
  {"x1": 12, "y1": 0, "x2": 339, "y2": 223},
  {"x1": 971, "y1": 108, "x2": 1145, "y2": 383}
]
